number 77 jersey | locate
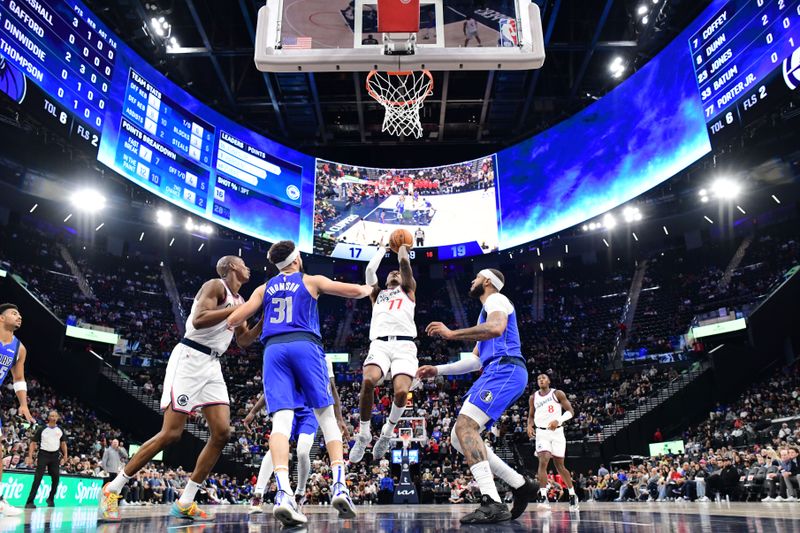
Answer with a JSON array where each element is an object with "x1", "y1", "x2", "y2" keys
[
  {"x1": 369, "y1": 287, "x2": 417, "y2": 340},
  {"x1": 260, "y1": 272, "x2": 322, "y2": 342}
]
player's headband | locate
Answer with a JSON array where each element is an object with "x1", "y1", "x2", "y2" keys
[
  {"x1": 479, "y1": 269, "x2": 504, "y2": 291},
  {"x1": 274, "y1": 248, "x2": 299, "y2": 270}
]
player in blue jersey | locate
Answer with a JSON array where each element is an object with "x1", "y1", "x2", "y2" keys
[
  {"x1": 417, "y1": 269, "x2": 535, "y2": 524},
  {"x1": 0, "y1": 303, "x2": 35, "y2": 517},
  {"x1": 228, "y1": 240, "x2": 373, "y2": 527}
]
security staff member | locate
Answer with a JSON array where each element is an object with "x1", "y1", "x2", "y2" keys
[{"x1": 25, "y1": 411, "x2": 67, "y2": 508}]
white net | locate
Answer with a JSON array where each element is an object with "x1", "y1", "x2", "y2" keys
[{"x1": 366, "y1": 70, "x2": 434, "y2": 139}]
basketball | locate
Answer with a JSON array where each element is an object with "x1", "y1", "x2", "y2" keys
[{"x1": 389, "y1": 229, "x2": 414, "y2": 253}]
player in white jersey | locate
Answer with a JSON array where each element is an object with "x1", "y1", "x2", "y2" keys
[
  {"x1": 463, "y1": 16, "x2": 482, "y2": 47},
  {"x1": 349, "y1": 245, "x2": 418, "y2": 463},
  {"x1": 527, "y1": 374, "x2": 578, "y2": 509},
  {"x1": 99, "y1": 256, "x2": 262, "y2": 523}
]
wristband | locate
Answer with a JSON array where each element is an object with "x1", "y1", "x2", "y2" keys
[{"x1": 13, "y1": 381, "x2": 27, "y2": 392}]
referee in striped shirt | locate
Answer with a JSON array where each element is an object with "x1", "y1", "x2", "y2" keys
[{"x1": 25, "y1": 411, "x2": 67, "y2": 508}]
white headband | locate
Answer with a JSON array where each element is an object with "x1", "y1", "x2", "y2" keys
[
  {"x1": 479, "y1": 269, "x2": 504, "y2": 291},
  {"x1": 274, "y1": 248, "x2": 299, "y2": 270}
]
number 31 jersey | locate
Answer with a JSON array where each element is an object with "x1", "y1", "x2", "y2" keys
[
  {"x1": 260, "y1": 272, "x2": 321, "y2": 342},
  {"x1": 369, "y1": 287, "x2": 416, "y2": 340}
]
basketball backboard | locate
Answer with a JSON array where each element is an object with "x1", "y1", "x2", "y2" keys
[{"x1": 255, "y1": 0, "x2": 545, "y2": 72}]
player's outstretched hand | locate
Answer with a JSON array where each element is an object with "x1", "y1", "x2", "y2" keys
[
  {"x1": 416, "y1": 365, "x2": 438, "y2": 379},
  {"x1": 243, "y1": 412, "x2": 255, "y2": 432},
  {"x1": 18, "y1": 405, "x2": 35, "y2": 424},
  {"x1": 338, "y1": 418, "x2": 351, "y2": 444},
  {"x1": 425, "y1": 322, "x2": 453, "y2": 339},
  {"x1": 527, "y1": 424, "x2": 535, "y2": 440}
]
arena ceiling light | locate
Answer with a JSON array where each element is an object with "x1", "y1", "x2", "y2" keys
[
  {"x1": 70, "y1": 189, "x2": 106, "y2": 213},
  {"x1": 156, "y1": 209, "x2": 173, "y2": 227},
  {"x1": 637, "y1": 5, "x2": 649, "y2": 15},
  {"x1": 609, "y1": 56, "x2": 626, "y2": 79},
  {"x1": 29, "y1": 203, "x2": 38, "y2": 213},
  {"x1": 736, "y1": 205, "x2": 746, "y2": 214},
  {"x1": 185, "y1": 217, "x2": 214, "y2": 235},
  {"x1": 710, "y1": 178, "x2": 741, "y2": 200},
  {"x1": 622, "y1": 206, "x2": 643, "y2": 223},
  {"x1": 603, "y1": 214, "x2": 617, "y2": 230},
  {"x1": 772, "y1": 194, "x2": 781, "y2": 204}
]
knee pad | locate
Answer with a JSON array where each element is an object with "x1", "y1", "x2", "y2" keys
[
  {"x1": 296, "y1": 432, "x2": 315, "y2": 456},
  {"x1": 313, "y1": 406, "x2": 343, "y2": 444},
  {"x1": 271, "y1": 409, "x2": 295, "y2": 438}
]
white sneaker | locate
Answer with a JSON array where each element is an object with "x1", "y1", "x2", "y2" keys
[
  {"x1": 785, "y1": 497, "x2": 798, "y2": 502},
  {"x1": 273, "y1": 490, "x2": 307, "y2": 527},
  {"x1": 331, "y1": 483, "x2": 356, "y2": 519},
  {"x1": 762, "y1": 496, "x2": 774, "y2": 502},
  {"x1": 0, "y1": 500, "x2": 22, "y2": 517},
  {"x1": 372, "y1": 427, "x2": 393, "y2": 459},
  {"x1": 776, "y1": 496, "x2": 788, "y2": 502},
  {"x1": 349, "y1": 434, "x2": 370, "y2": 463},
  {"x1": 697, "y1": 496, "x2": 710, "y2": 502}
]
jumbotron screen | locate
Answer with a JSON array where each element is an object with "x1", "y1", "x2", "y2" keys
[{"x1": 313, "y1": 157, "x2": 500, "y2": 260}]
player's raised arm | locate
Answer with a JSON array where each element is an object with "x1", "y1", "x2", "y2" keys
[
  {"x1": 397, "y1": 245, "x2": 417, "y2": 295},
  {"x1": 307, "y1": 275, "x2": 374, "y2": 299},
  {"x1": 365, "y1": 247, "x2": 385, "y2": 302},
  {"x1": 227, "y1": 284, "x2": 265, "y2": 329},
  {"x1": 10, "y1": 343, "x2": 34, "y2": 423}
]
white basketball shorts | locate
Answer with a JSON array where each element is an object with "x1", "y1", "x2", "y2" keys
[
  {"x1": 160, "y1": 342, "x2": 229, "y2": 414},
  {"x1": 364, "y1": 339, "x2": 418, "y2": 381},
  {"x1": 535, "y1": 427, "x2": 567, "y2": 458}
]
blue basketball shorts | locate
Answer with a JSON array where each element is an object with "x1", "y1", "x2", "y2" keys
[
  {"x1": 463, "y1": 359, "x2": 528, "y2": 428},
  {"x1": 291, "y1": 406, "x2": 319, "y2": 441},
  {"x1": 262, "y1": 340, "x2": 333, "y2": 414}
]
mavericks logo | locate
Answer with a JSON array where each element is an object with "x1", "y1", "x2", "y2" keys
[
  {"x1": 480, "y1": 390, "x2": 493, "y2": 403},
  {"x1": 177, "y1": 394, "x2": 190, "y2": 407}
]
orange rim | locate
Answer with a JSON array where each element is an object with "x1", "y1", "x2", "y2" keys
[{"x1": 366, "y1": 69, "x2": 434, "y2": 107}]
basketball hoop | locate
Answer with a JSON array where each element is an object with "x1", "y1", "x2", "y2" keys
[
  {"x1": 400, "y1": 432, "x2": 412, "y2": 450},
  {"x1": 366, "y1": 70, "x2": 433, "y2": 139}
]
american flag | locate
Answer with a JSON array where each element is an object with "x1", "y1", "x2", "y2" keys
[{"x1": 282, "y1": 36, "x2": 313, "y2": 50}]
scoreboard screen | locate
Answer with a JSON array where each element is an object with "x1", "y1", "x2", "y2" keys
[
  {"x1": 692, "y1": 0, "x2": 800, "y2": 141},
  {"x1": 0, "y1": 0, "x2": 316, "y2": 251}
]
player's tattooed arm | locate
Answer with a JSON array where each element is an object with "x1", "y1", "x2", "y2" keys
[
  {"x1": 310, "y1": 275, "x2": 374, "y2": 299},
  {"x1": 397, "y1": 245, "x2": 417, "y2": 297},
  {"x1": 227, "y1": 284, "x2": 265, "y2": 329},
  {"x1": 425, "y1": 311, "x2": 507, "y2": 341}
]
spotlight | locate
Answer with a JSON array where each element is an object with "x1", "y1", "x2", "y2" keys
[
  {"x1": 156, "y1": 209, "x2": 172, "y2": 227},
  {"x1": 637, "y1": 5, "x2": 648, "y2": 15},
  {"x1": 710, "y1": 178, "x2": 740, "y2": 200},
  {"x1": 582, "y1": 225, "x2": 588, "y2": 231},
  {"x1": 70, "y1": 189, "x2": 106, "y2": 212},
  {"x1": 539, "y1": 262, "x2": 544, "y2": 271},
  {"x1": 609, "y1": 57, "x2": 626, "y2": 79},
  {"x1": 642, "y1": 15, "x2": 649, "y2": 24},
  {"x1": 622, "y1": 206, "x2": 642, "y2": 223},
  {"x1": 603, "y1": 214, "x2": 617, "y2": 230}
]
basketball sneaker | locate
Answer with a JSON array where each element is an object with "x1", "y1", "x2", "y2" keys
[
  {"x1": 372, "y1": 426, "x2": 393, "y2": 459},
  {"x1": 248, "y1": 493, "x2": 263, "y2": 514},
  {"x1": 569, "y1": 493, "x2": 580, "y2": 510},
  {"x1": 97, "y1": 484, "x2": 121, "y2": 522},
  {"x1": 0, "y1": 498, "x2": 22, "y2": 517},
  {"x1": 349, "y1": 433, "x2": 370, "y2": 463},
  {"x1": 460, "y1": 495, "x2": 512, "y2": 524},
  {"x1": 510, "y1": 476, "x2": 535, "y2": 519},
  {"x1": 331, "y1": 482, "x2": 357, "y2": 519},
  {"x1": 273, "y1": 490, "x2": 307, "y2": 527},
  {"x1": 537, "y1": 492, "x2": 551, "y2": 510},
  {"x1": 169, "y1": 501, "x2": 215, "y2": 522}
]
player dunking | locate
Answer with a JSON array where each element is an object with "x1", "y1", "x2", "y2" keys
[
  {"x1": 0, "y1": 303, "x2": 35, "y2": 517},
  {"x1": 227, "y1": 240, "x2": 373, "y2": 527},
  {"x1": 528, "y1": 373, "x2": 578, "y2": 509},
  {"x1": 244, "y1": 354, "x2": 348, "y2": 512},
  {"x1": 350, "y1": 245, "x2": 417, "y2": 463},
  {"x1": 418, "y1": 269, "x2": 534, "y2": 524},
  {"x1": 100, "y1": 256, "x2": 262, "y2": 522}
]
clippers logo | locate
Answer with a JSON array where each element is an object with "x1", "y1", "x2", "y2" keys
[
  {"x1": 177, "y1": 394, "x2": 190, "y2": 407},
  {"x1": 784, "y1": 47, "x2": 800, "y2": 91}
]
